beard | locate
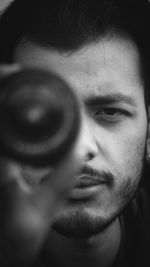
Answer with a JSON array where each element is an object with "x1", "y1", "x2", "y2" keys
[
  {"x1": 52, "y1": 207, "x2": 120, "y2": 239},
  {"x1": 52, "y1": 155, "x2": 146, "y2": 240}
]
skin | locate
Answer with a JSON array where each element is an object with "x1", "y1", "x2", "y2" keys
[
  {"x1": 0, "y1": 66, "x2": 83, "y2": 265},
  {"x1": 14, "y1": 35, "x2": 148, "y2": 267}
]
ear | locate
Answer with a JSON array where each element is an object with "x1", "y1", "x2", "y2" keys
[{"x1": 146, "y1": 105, "x2": 150, "y2": 163}]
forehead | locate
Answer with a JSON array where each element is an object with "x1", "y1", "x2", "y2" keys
[{"x1": 14, "y1": 36, "x2": 143, "y2": 100}]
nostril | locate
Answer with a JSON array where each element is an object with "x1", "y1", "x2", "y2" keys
[{"x1": 86, "y1": 152, "x2": 95, "y2": 161}]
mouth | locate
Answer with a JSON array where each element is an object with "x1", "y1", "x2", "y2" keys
[
  {"x1": 76, "y1": 176, "x2": 106, "y2": 187},
  {"x1": 69, "y1": 176, "x2": 106, "y2": 200}
]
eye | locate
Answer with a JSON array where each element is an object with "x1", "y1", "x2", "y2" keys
[{"x1": 94, "y1": 108, "x2": 130, "y2": 122}]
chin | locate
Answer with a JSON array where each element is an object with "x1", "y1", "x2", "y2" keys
[
  {"x1": 51, "y1": 206, "x2": 120, "y2": 240},
  {"x1": 51, "y1": 176, "x2": 141, "y2": 240}
]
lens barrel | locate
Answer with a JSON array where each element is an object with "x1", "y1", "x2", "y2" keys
[{"x1": 0, "y1": 68, "x2": 80, "y2": 166}]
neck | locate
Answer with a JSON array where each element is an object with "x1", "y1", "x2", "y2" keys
[{"x1": 44, "y1": 218, "x2": 122, "y2": 267}]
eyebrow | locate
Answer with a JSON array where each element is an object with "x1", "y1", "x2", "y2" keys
[{"x1": 84, "y1": 93, "x2": 136, "y2": 107}]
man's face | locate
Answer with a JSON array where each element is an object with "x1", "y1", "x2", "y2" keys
[{"x1": 14, "y1": 35, "x2": 147, "y2": 238}]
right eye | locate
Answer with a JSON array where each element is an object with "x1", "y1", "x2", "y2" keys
[{"x1": 94, "y1": 107, "x2": 130, "y2": 123}]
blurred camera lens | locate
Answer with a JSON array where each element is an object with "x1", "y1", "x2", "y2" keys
[{"x1": 0, "y1": 68, "x2": 80, "y2": 167}]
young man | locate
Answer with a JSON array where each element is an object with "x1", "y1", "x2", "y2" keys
[{"x1": 0, "y1": 0, "x2": 150, "y2": 266}]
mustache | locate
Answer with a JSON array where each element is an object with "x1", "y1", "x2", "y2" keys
[{"x1": 79, "y1": 165, "x2": 114, "y2": 186}]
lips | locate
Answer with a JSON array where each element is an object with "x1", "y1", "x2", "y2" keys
[
  {"x1": 75, "y1": 176, "x2": 106, "y2": 188},
  {"x1": 69, "y1": 176, "x2": 106, "y2": 200}
]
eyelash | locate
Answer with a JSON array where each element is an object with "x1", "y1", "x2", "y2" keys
[{"x1": 94, "y1": 108, "x2": 130, "y2": 122}]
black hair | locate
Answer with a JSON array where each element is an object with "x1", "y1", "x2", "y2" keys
[{"x1": 0, "y1": 0, "x2": 150, "y2": 100}]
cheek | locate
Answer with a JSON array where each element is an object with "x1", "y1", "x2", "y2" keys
[
  {"x1": 111, "y1": 130, "x2": 147, "y2": 183},
  {"x1": 103, "y1": 131, "x2": 147, "y2": 211}
]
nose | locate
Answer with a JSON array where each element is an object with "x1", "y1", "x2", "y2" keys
[{"x1": 79, "y1": 115, "x2": 99, "y2": 162}]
